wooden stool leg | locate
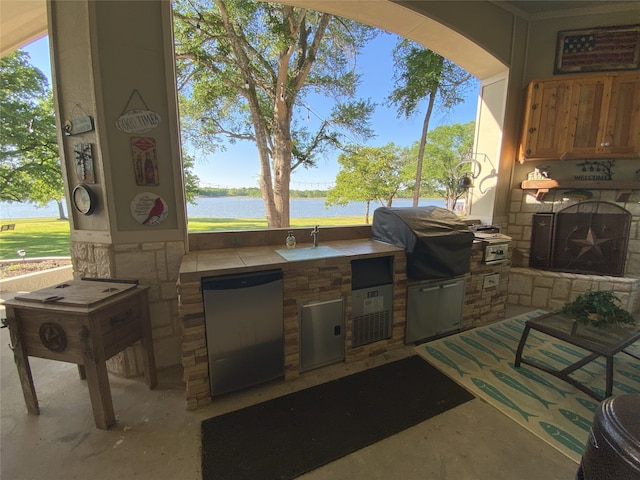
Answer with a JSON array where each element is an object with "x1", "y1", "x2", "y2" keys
[
  {"x1": 81, "y1": 331, "x2": 115, "y2": 429},
  {"x1": 8, "y1": 319, "x2": 40, "y2": 415}
]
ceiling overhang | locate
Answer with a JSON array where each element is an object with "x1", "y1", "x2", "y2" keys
[{"x1": 0, "y1": 0, "x2": 47, "y2": 57}]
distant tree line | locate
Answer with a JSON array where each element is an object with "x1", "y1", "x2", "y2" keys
[{"x1": 197, "y1": 186, "x2": 420, "y2": 200}]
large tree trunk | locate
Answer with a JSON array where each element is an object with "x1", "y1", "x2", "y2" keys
[
  {"x1": 412, "y1": 90, "x2": 437, "y2": 207},
  {"x1": 412, "y1": 57, "x2": 444, "y2": 207},
  {"x1": 271, "y1": 80, "x2": 293, "y2": 228},
  {"x1": 56, "y1": 198, "x2": 67, "y2": 220}
]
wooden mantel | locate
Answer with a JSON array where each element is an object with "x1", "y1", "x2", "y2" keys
[{"x1": 520, "y1": 179, "x2": 640, "y2": 202}]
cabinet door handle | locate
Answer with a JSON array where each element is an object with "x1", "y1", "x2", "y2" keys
[
  {"x1": 528, "y1": 127, "x2": 537, "y2": 133},
  {"x1": 442, "y1": 283, "x2": 459, "y2": 289},
  {"x1": 419, "y1": 286, "x2": 439, "y2": 293},
  {"x1": 600, "y1": 141, "x2": 611, "y2": 147}
]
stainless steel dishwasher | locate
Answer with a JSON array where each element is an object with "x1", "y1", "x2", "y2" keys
[{"x1": 202, "y1": 269, "x2": 284, "y2": 396}]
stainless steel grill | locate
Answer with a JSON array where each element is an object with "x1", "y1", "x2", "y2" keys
[{"x1": 474, "y1": 232, "x2": 511, "y2": 265}]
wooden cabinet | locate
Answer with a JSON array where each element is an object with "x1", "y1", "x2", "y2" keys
[
  {"x1": 598, "y1": 74, "x2": 640, "y2": 155},
  {"x1": 519, "y1": 72, "x2": 640, "y2": 162},
  {"x1": 520, "y1": 79, "x2": 573, "y2": 159}
]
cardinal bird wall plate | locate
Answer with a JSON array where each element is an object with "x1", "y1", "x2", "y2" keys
[{"x1": 130, "y1": 192, "x2": 168, "y2": 226}]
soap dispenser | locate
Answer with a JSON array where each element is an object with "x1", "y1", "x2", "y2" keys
[{"x1": 286, "y1": 231, "x2": 296, "y2": 249}]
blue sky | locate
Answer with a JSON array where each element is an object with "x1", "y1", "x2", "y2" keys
[{"x1": 24, "y1": 32, "x2": 478, "y2": 189}]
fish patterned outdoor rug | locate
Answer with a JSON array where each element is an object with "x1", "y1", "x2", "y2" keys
[{"x1": 414, "y1": 310, "x2": 640, "y2": 463}]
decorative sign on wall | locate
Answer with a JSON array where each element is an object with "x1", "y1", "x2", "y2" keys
[
  {"x1": 130, "y1": 192, "x2": 168, "y2": 226},
  {"x1": 554, "y1": 24, "x2": 640, "y2": 74},
  {"x1": 63, "y1": 116, "x2": 94, "y2": 136},
  {"x1": 131, "y1": 137, "x2": 159, "y2": 186},
  {"x1": 575, "y1": 160, "x2": 615, "y2": 181},
  {"x1": 73, "y1": 143, "x2": 95, "y2": 183},
  {"x1": 116, "y1": 89, "x2": 161, "y2": 134}
]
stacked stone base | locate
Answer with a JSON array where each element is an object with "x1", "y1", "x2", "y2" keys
[{"x1": 508, "y1": 267, "x2": 640, "y2": 313}]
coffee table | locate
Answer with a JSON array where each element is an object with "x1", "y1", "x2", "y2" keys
[{"x1": 514, "y1": 311, "x2": 640, "y2": 401}]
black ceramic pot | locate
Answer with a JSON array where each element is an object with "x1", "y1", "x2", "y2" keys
[{"x1": 577, "y1": 394, "x2": 640, "y2": 480}]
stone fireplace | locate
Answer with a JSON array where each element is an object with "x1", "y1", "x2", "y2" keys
[
  {"x1": 506, "y1": 189, "x2": 640, "y2": 313},
  {"x1": 530, "y1": 200, "x2": 631, "y2": 276}
]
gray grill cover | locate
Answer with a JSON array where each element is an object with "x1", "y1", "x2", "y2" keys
[{"x1": 371, "y1": 206, "x2": 474, "y2": 280}]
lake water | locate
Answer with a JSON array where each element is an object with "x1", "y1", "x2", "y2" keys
[{"x1": 1, "y1": 197, "x2": 446, "y2": 220}]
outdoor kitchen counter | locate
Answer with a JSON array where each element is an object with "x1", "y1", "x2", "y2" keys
[
  {"x1": 178, "y1": 232, "x2": 509, "y2": 409},
  {"x1": 178, "y1": 239, "x2": 404, "y2": 283}
]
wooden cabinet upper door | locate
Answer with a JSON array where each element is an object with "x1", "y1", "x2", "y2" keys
[
  {"x1": 566, "y1": 77, "x2": 607, "y2": 155},
  {"x1": 597, "y1": 72, "x2": 640, "y2": 155},
  {"x1": 521, "y1": 80, "x2": 573, "y2": 159}
]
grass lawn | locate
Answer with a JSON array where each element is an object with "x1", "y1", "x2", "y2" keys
[
  {"x1": 0, "y1": 216, "x2": 369, "y2": 260},
  {"x1": 0, "y1": 218, "x2": 72, "y2": 260}
]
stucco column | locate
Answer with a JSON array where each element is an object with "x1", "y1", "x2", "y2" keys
[{"x1": 47, "y1": 0, "x2": 187, "y2": 374}]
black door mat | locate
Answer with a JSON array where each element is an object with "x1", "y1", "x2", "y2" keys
[{"x1": 201, "y1": 355, "x2": 474, "y2": 480}]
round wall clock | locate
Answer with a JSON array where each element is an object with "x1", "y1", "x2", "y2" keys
[{"x1": 72, "y1": 184, "x2": 97, "y2": 215}]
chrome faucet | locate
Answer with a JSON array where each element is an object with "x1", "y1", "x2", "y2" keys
[{"x1": 311, "y1": 225, "x2": 319, "y2": 247}]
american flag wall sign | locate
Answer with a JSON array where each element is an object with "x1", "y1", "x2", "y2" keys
[{"x1": 554, "y1": 24, "x2": 640, "y2": 74}]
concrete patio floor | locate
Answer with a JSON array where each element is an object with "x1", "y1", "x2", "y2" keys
[{"x1": 1, "y1": 301, "x2": 580, "y2": 480}]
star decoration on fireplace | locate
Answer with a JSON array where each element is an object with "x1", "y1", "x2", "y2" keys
[{"x1": 570, "y1": 227, "x2": 611, "y2": 258}]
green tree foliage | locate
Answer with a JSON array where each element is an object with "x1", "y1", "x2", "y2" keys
[
  {"x1": 412, "y1": 122, "x2": 475, "y2": 211},
  {"x1": 196, "y1": 186, "x2": 327, "y2": 198},
  {"x1": 182, "y1": 152, "x2": 200, "y2": 204},
  {"x1": 387, "y1": 40, "x2": 475, "y2": 206},
  {"x1": 173, "y1": 0, "x2": 376, "y2": 228},
  {"x1": 326, "y1": 143, "x2": 412, "y2": 223},
  {"x1": 0, "y1": 51, "x2": 66, "y2": 219}
]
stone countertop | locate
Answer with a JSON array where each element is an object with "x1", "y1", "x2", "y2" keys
[{"x1": 178, "y1": 239, "x2": 404, "y2": 284}]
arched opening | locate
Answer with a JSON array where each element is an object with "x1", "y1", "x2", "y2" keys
[
  {"x1": 2, "y1": 1, "x2": 509, "y2": 227},
  {"x1": 274, "y1": 1, "x2": 510, "y2": 224}
]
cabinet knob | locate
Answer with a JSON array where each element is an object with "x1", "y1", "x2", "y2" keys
[
  {"x1": 600, "y1": 142, "x2": 611, "y2": 147},
  {"x1": 531, "y1": 104, "x2": 537, "y2": 110},
  {"x1": 528, "y1": 127, "x2": 537, "y2": 133}
]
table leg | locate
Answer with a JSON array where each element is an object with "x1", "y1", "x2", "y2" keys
[
  {"x1": 605, "y1": 356, "x2": 614, "y2": 398},
  {"x1": 78, "y1": 365, "x2": 86, "y2": 379},
  {"x1": 7, "y1": 315, "x2": 40, "y2": 415},
  {"x1": 139, "y1": 291, "x2": 157, "y2": 389},
  {"x1": 81, "y1": 328, "x2": 115, "y2": 429},
  {"x1": 514, "y1": 324, "x2": 531, "y2": 367}
]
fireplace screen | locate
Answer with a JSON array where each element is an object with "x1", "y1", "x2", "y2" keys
[{"x1": 531, "y1": 201, "x2": 631, "y2": 276}]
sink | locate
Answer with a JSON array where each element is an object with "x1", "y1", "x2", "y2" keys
[{"x1": 275, "y1": 246, "x2": 344, "y2": 262}]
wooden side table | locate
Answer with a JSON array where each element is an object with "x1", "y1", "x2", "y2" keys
[{"x1": 2, "y1": 279, "x2": 157, "y2": 429}]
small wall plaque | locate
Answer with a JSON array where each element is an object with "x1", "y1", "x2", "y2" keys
[
  {"x1": 131, "y1": 137, "x2": 159, "y2": 186},
  {"x1": 130, "y1": 192, "x2": 168, "y2": 226},
  {"x1": 63, "y1": 116, "x2": 94, "y2": 136},
  {"x1": 73, "y1": 143, "x2": 95, "y2": 183}
]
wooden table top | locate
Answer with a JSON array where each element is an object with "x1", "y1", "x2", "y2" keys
[{"x1": 6, "y1": 279, "x2": 140, "y2": 309}]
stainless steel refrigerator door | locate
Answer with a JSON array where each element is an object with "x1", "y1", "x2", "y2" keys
[
  {"x1": 406, "y1": 278, "x2": 465, "y2": 343},
  {"x1": 203, "y1": 270, "x2": 284, "y2": 396},
  {"x1": 299, "y1": 298, "x2": 344, "y2": 372}
]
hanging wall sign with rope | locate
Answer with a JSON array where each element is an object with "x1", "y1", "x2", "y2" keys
[{"x1": 116, "y1": 89, "x2": 162, "y2": 134}]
